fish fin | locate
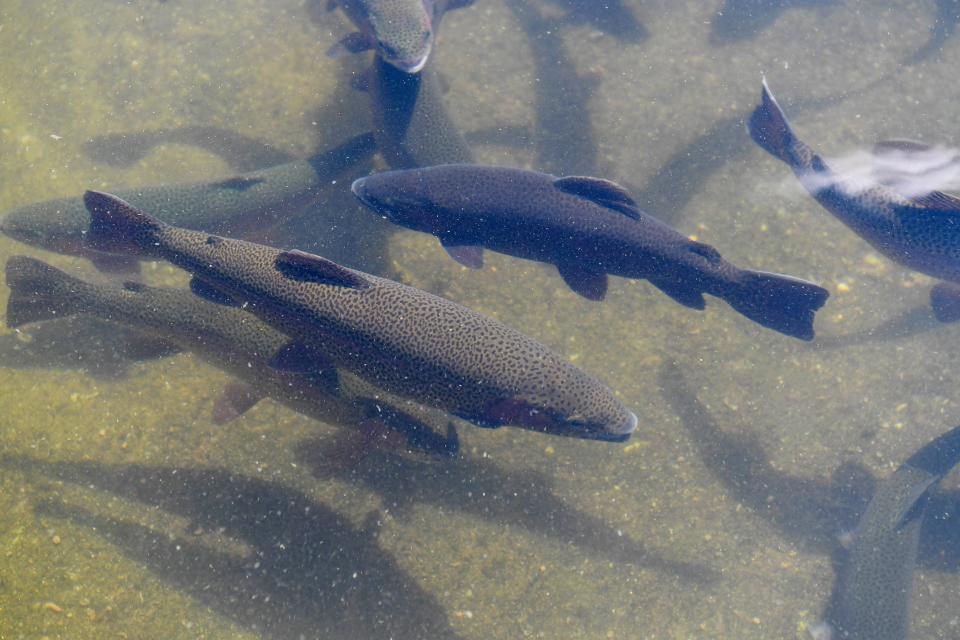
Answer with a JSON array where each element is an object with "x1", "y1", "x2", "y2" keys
[
  {"x1": 440, "y1": 240, "x2": 483, "y2": 269},
  {"x1": 275, "y1": 250, "x2": 373, "y2": 288},
  {"x1": 931, "y1": 282, "x2": 960, "y2": 322},
  {"x1": 84, "y1": 190, "x2": 164, "y2": 256},
  {"x1": 89, "y1": 252, "x2": 142, "y2": 275},
  {"x1": 873, "y1": 138, "x2": 934, "y2": 155},
  {"x1": 688, "y1": 241, "x2": 723, "y2": 263},
  {"x1": 4, "y1": 256, "x2": 89, "y2": 328},
  {"x1": 556, "y1": 262, "x2": 608, "y2": 300},
  {"x1": 268, "y1": 340, "x2": 337, "y2": 375},
  {"x1": 189, "y1": 276, "x2": 241, "y2": 307},
  {"x1": 212, "y1": 382, "x2": 265, "y2": 424},
  {"x1": 360, "y1": 400, "x2": 460, "y2": 457},
  {"x1": 747, "y1": 78, "x2": 797, "y2": 163},
  {"x1": 648, "y1": 277, "x2": 706, "y2": 310},
  {"x1": 300, "y1": 367, "x2": 341, "y2": 395},
  {"x1": 725, "y1": 270, "x2": 830, "y2": 341},
  {"x1": 119, "y1": 334, "x2": 182, "y2": 361},
  {"x1": 910, "y1": 190, "x2": 960, "y2": 212},
  {"x1": 210, "y1": 176, "x2": 266, "y2": 191},
  {"x1": 327, "y1": 32, "x2": 373, "y2": 59},
  {"x1": 553, "y1": 176, "x2": 641, "y2": 219}
]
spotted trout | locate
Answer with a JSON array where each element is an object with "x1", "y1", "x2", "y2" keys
[
  {"x1": 0, "y1": 133, "x2": 376, "y2": 274},
  {"x1": 748, "y1": 79, "x2": 960, "y2": 322},
  {"x1": 4, "y1": 255, "x2": 458, "y2": 457},
  {"x1": 327, "y1": 0, "x2": 473, "y2": 73},
  {"x1": 82, "y1": 190, "x2": 637, "y2": 441},
  {"x1": 351, "y1": 164, "x2": 829, "y2": 340},
  {"x1": 814, "y1": 424, "x2": 960, "y2": 640}
]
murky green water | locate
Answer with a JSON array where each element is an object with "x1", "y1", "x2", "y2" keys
[{"x1": 2, "y1": 0, "x2": 960, "y2": 638}]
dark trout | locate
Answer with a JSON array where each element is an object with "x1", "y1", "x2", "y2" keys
[
  {"x1": 815, "y1": 424, "x2": 960, "y2": 640},
  {"x1": 748, "y1": 79, "x2": 960, "y2": 322},
  {"x1": 4, "y1": 255, "x2": 457, "y2": 457},
  {"x1": 83, "y1": 191, "x2": 637, "y2": 441},
  {"x1": 0, "y1": 133, "x2": 376, "y2": 273},
  {"x1": 365, "y1": 55, "x2": 474, "y2": 169},
  {"x1": 351, "y1": 164, "x2": 829, "y2": 340}
]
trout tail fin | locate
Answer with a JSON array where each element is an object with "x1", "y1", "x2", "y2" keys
[
  {"x1": 84, "y1": 190, "x2": 165, "y2": 257},
  {"x1": 726, "y1": 269, "x2": 829, "y2": 341},
  {"x1": 5, "y1": 256, "x2": 93, "y2": 328},
  {"x1": 747, "y1": 79, "x2": 798, "y2": 162}
]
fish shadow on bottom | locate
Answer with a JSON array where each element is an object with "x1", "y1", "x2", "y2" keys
[
  {"x1": 657, "y1": 360, "x2": 960, "y2": 572},
  {"x1": 811, "y1": 305, "x2": 945, "y2": 350},
  {"x1": 296, "y1": 436, "x2": 719, "y2": 584},
  {"x1": 6, "y1": 456, "x2": 464, "y2": 640},
  {"x1": 0, "y1": 316, "x2": 181, "y2": 381}
]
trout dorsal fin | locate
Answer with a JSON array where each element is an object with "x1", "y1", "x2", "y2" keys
[
  {"x1": 275, "y1": 250, "x2": 372, "y2": 289},
  {"x1": 911, "y1": 190, "x2": 960, "y2": 212},
  {"x1": 553, "y1": 176, "x2": 641, "y2": 220}
]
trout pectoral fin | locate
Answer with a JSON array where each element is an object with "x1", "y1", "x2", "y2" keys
[
  {"x1": 268, "y1": 340, "x2": 337, "y2": 376},
  {"x1": 557, "y1": 262, "x2": 608, "y2": 300},
  {"x1": 212, "y1": 382, "x2": 265, "y2": 424},
  {"x1": 189, "y1": 276, "x2": 241, "y2": 307},
  {"x1": 275, "y1": 250, "x2": 372, "y2": 288},
  {"x1": 440, "y1": 240, "x2": 483, "y2": 269},
  {"x1": 328, "y1": 32, "x2": 374, "y2": 59}
]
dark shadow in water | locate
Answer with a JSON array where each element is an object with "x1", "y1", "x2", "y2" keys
[
  {"x1": 904, "y1": 0, "x2": 960, "y2": 65},
  {"x1": 464, "y1": 124, "x2": 534, "y2": 151},
  {"x1": 7, "y1": 456, "x2": 464, "y2": 640},
  {"x1": 709, "y1": 0, "x2": 838, "y2": 45},
  {"x1": 506, "y1": 0, "x2": 602, "y2": 177},
  {"x1": 658, "y1": 360, "x2": 960, "y2": 572},
  {"x1": 83, "y1": 126, "x2": 296, "y2": 173},
  {"x1": 0, "y1": 317, "x2": 180, "y2": 380},
  {"x1": 811, "y1": 305, "x2": 944, "y2": 350},
  {"x1": 296, "y1": 438, "x2": 718, "y2": 584},
  {"x1": 658, "y1": 359, "x2": 872, "y2": 554},
  {"x1": 542, "y1": 0, "x2": 647, "y2": 42},
  {"x1": 634, "y1": 113, "x2": 751, "y2": 223}
]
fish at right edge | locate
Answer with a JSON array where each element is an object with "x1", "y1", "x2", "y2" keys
[
  {"x1": 748, "y1": 79, "x2": 960, "y2": 322},
  {"x1": 813, "y1": 424, "x2": 960, "y2": 640}
]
